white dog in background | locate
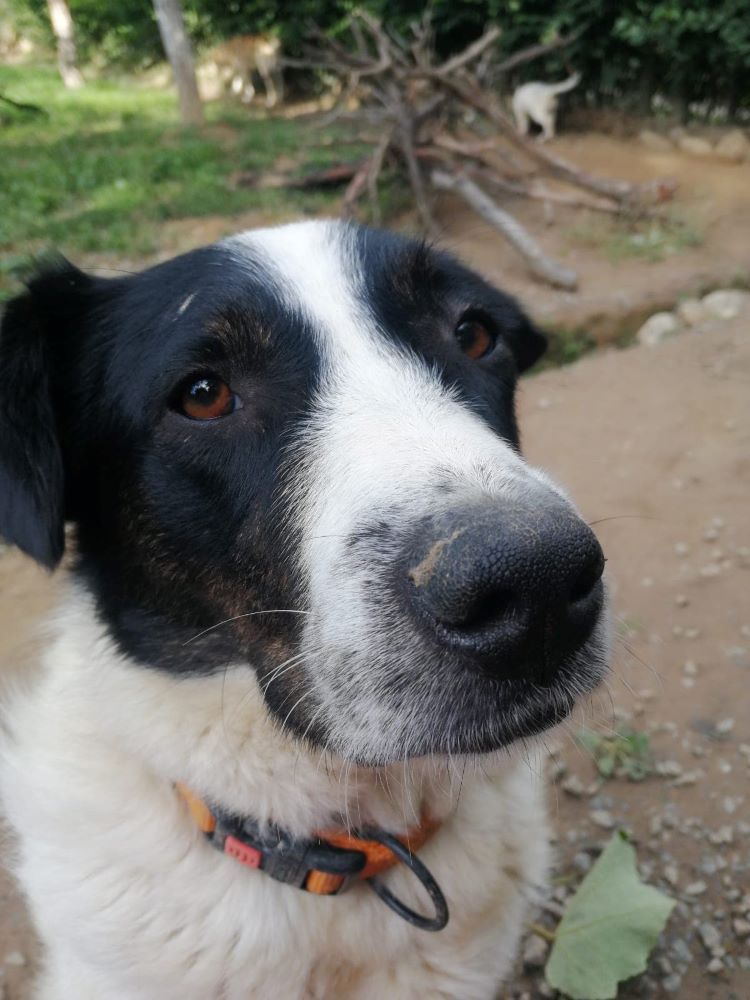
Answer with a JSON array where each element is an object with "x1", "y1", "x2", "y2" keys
[{"x1": 512, "y1": 72, "x2": 581, "y2": 141}]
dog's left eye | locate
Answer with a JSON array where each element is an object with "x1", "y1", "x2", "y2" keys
[
  {"x1": 172, "y1": 375, "x2": 241, "y2": 421},
  {"x1": 455, "y1": 317, "x2": 496, "y2": 360}
]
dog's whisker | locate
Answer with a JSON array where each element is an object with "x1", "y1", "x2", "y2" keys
[
  {"x1": 260, "y1": 651, "x2": 311, "y2": 695},
  {"x1": 587, "y1": 514, "x2": 660, "y2": 527},
  {"x1": 183, "y1": 610, "x2": 312, "y2": 646}
]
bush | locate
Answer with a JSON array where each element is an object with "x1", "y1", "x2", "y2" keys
[{"x1": 6, "y1": 0, "x2": 749, "y2": 115}]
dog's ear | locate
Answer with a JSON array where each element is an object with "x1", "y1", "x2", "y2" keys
[
  {"x1": 0, "y1": 260, "x2": 91, "y2": 569},
  {"x1": 506, "y1": 314, "x2": 548, "y2": 373}
]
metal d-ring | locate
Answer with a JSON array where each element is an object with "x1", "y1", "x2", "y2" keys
[{"x1": 364, "y1": 829, "x2": 449, "y2": 932}]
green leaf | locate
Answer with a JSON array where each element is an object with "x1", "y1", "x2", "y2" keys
[{"x1": 546, "y1": 832, "x2": 675, "y2": 1000}]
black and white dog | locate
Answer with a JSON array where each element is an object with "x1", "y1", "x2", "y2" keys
[{"x1": 0, "y1": 221, "x2": 608, "y2": 999}]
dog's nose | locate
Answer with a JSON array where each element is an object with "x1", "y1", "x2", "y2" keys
[{"x1": 406, "y1": 502, "x2": 605, "y2": 683}]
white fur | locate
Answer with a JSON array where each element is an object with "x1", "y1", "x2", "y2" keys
[
  {"x1": 2, "y1": 592, "x2": 549, "y2": 999},
  {"x1": 512, "y1": 74, "x2": 581, "y2": 141}
]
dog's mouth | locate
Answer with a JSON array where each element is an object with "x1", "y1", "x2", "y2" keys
[{"x1": 262, "y1": 617, "x2": 609, "y2": 765}]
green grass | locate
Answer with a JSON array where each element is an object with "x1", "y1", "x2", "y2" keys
[
  {"x1": 577, "y1": 726, "x2": 654, "y2": 781},
  {"x1": 0, "y1": 65, "x2": 369, "y2": 298},
  {"x1": 568, "y1": 210, "x2": 704, "y2": 264}
]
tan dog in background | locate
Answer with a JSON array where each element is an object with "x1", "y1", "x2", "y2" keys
[{"x1": 209, "y1": 33, "x2": 283, "y2": 107}]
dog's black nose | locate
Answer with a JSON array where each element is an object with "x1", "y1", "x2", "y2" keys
[{"x1": 406, "y1": 502, "x2": 605, "y2": 683}]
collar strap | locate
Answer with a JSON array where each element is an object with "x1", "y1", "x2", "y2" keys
[{"x1": 176, "y1": 783, "x2": 448, "y2": 931}]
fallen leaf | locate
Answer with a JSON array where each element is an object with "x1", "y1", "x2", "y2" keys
[{"x1": 545, "y1": 831, "x2": 674, "y2": 999}]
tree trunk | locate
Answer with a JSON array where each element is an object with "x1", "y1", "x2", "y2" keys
[
  {"x1": 46, "y1": 0, "x2": 83, "y2": 89},
  {"x1": 152, "y1": 0, "x2": 203, "y2": 126}
]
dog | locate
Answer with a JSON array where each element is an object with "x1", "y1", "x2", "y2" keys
[
  {"x1": 0, "y1": 220, "x2": 609, "y2": 999},
  {"x1": 209, "y1": 33, "x2": 283, "y2": 107},
  {"x1": 512, "y1": 72, "x2": 581, "y2": 141}
]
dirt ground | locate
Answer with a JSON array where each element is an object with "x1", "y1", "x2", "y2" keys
[{"x1": 1, "y1": 132, "x2": 749, "y2": 998}]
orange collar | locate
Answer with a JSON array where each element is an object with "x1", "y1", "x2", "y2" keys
[{"x1": 176, "y1": 782, "x2": 448, "y2": 931}]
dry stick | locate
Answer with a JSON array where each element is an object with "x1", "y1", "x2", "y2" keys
[
  {"x1": 427, "y1": 73, "x2": 636, "y2": 203},
  {"x1": 342, "y1": 158, "x2": 373, "y2": 215},
  {"x1": 431, "y1": 132, "x2": 535, "y2": 180},
  {"x1": 431, "y1": 168, "x2": 578, "y2": 290},
  {"x1": 367, "y1": 132, "x2": 393, "y2": 225},
  {"x1": 494, "y1": 29, "x2": 583, "y2": 74},
  {"x1": 437, "y1": 25, "x2": 501, "y2": 76},
  {"x1": 478, "y1": 171, "x2": 623, "y2": 215}
]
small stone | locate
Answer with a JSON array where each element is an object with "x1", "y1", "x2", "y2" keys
[
  {"x1": 549, "y1": 760, "x2": 567, "y2": 782},
  {"x1": 3, "y1": 951, "x2": 26, "y2": 967},
  {"x1": 662, "y1": 972, "x2": 682, "y2": 993},
  {"x1": 714, "y1": 128, "x2": 750, "y2": 163},
  {"x1": 685, "y1": 880, "x2": 708, "y2": 896},
  {"x1": 683, "y1": 660, "x2": 698, "y2": 676},
  {"x1": 676, "y1": 297, "x2": 709, "y2": 327},
  {"x1": 725, "y1": 645, "x2": 749, "y2": 666},
  {"x1": 708, "y1": 826, "x2": 734, "y2": 845},
  {"x1": 707, "y1": 957, "x2": 724, "y2": 974},
  {"x1": 522, "y1": 933, "x2": 549, "y2": 969},
  {"x1": 716, "y1": 718, "x2": 735, "y2": 735},
  {"x1": 733, "y1": 918, "x2": 750, "y2": 939},
  {"x1": 590, "y1": 809, "x2": 615, "y2": 830},
  {"x1": 664, "y1": 864, "x2": 680, "y2": 886},
  {"x1": 639, "y1": 129, "x2": 673, "y2": 152},
  {"x1": 636, "y1": 311, "x2": 679, "y2": 348},
  {"x1": 672, "y1": 770, "x2": 700, "y2": 786},
  {"x1": 678, "y1": 135, "x2": 713, "y2": 157},
  {"x1": 702, "y1": 289, "x2": 750, "y2": 321},
  {"x1": 656, "y1": 761, "x2": 683, "y2": 778},
  {"x1": 684, "y1": 627, "x2": 701, "y2": 639},
  {"x1": 674, "y1": 594, "x2": 689, "y2": 607},
  {"x1": 572, "y1": 851, "x2": 593, "y2": 874},
  {"x1": 671, "y1": 938, "x2": 692, "y2": 963},
  {"x1": 699, "y1": 922, "x2": 722, "y2": 953},
  {"x1": 562, "y1": 775, "x2": 587, "y2": 797},
  {"x1": 674, "y1": 542, "x2": 690, "y2": 556},
  {"x1": 700, "y1": 563, "x2": 721, "y2": 577}
]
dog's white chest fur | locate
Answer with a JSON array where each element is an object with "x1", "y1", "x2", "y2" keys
[{"x1": 2, "y1": 594, "x2": 549, "y2": 999}]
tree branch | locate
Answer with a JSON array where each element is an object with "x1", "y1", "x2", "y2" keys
[{"x1": 431, "y1": 169, "x2": 578, "y2": 290}]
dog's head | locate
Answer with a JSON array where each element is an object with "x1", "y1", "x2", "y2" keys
[{"x1": 0, "y1": 221, "x2": 608, "y2": 764}]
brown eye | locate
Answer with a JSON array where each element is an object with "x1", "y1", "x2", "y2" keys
[
  {"x1": 455, "y1": 318, "x2": 496, "y2": 360},
  {"x1": 175, "y1": 376, "x2": 239, "y2": 420}
]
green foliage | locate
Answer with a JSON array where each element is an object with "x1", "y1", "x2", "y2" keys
[
  {"x1": 546, "y1": 832, "x2": 675, "y2": 999},
  {"x1": 5, "y1": 1, "x2": 749, "y2": 112},
  {"x1": 578, "y1": 726, "x2": 653, "y2": 780},
  {"x1": 0, "y1": 65, "x2": 350, "y2": 298},
  {"x1": 569, "y1": 211, "x2": 704, "y2": 264},
  {"x1": 535, "y1": 327, "x2": 596, "y2": 370}
]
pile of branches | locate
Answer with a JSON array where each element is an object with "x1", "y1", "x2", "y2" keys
[{"x1": 281, "y1": 12, "x2": 676, "y2": 291}]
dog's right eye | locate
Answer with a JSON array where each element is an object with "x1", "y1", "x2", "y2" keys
[{"x1": 171, "y1": 375, "x2": 241, "y2": 421}]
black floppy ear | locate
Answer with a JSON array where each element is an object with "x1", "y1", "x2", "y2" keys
[
  {"x1": 506, "y1": 314, "x2": 548, "y2": 373},
  {"x1": 0, "y1": 262, "x2": 87, "y2": 568}
]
